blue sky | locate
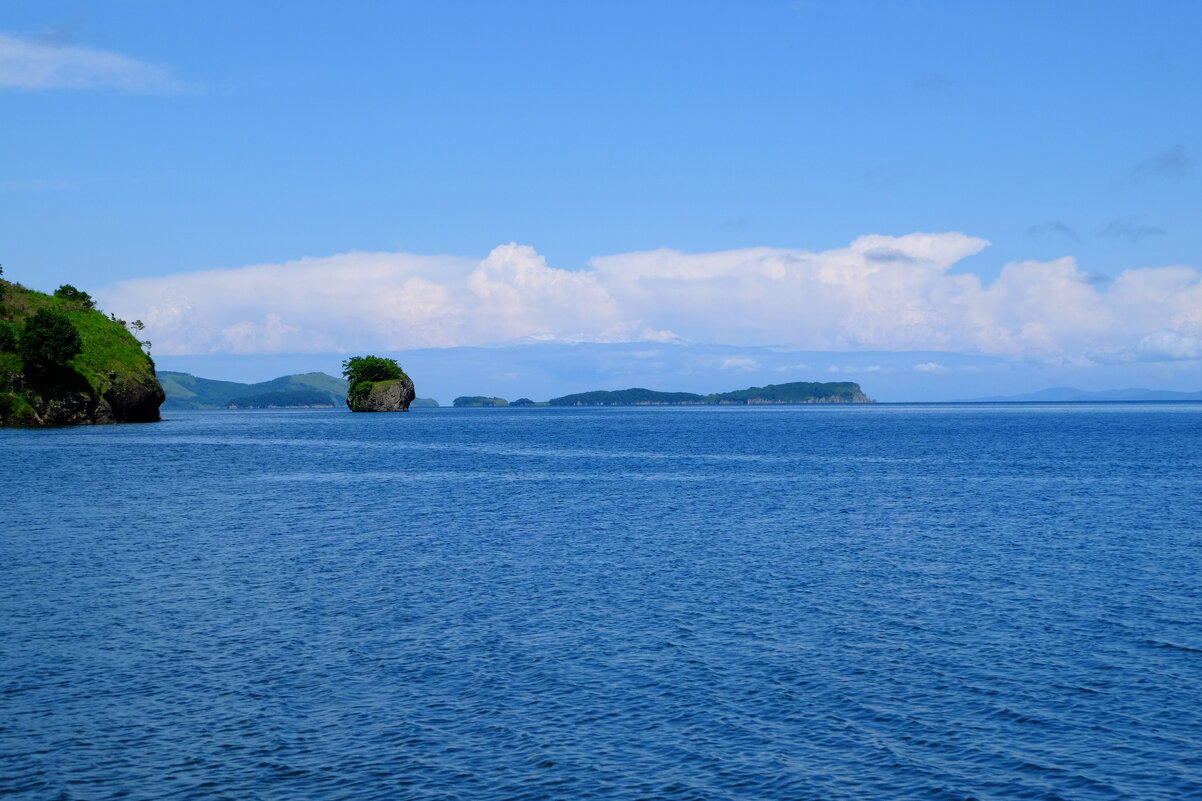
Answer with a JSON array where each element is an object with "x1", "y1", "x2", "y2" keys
[{"x1": 2, "y1": 1, "x2": 1200, "y2": 401}]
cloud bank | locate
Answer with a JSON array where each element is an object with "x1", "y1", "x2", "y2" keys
[
  {"x1": 97, "y1": 233, "x2": 1202, "y2": 364},
  {"x1": 0, "y1": 33, "x2": 181, "y2": 92}
]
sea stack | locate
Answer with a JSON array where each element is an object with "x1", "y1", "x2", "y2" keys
[{"x1": 346, "y1": 375, "x2": 416, "y2": 412}]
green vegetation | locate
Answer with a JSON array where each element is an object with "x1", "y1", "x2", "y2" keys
[
  {"x1": 549, "y1": 388, "x2": 705, "y2": 406},
  {"x1": 158, "y1": 369, "x2": 438, "y2": 410},
  {"x1": 341, "y1": 355, "x2": 411, "y2": 411},
  {"x1": 549, "y1": 381, "x2": 872, "y2": 406},
  {"x1": 705, "y1": 381, "x2": 869, "y2": 404},
  {"x1": 0, "y1": 320, "x2": 16, "y2": 353},
  {"x1": 53, "y1": 284, "x2": 96, "y2": 310},
  {"x1": 18, "y1": 308, "x2": 82, "y2": 376},
  {"x1": 342, "y1": 355, "x2": 405, "y2": 390},
  {"x1": 410, "y1": 397, "x2": 440, "y2": 407},
  {"x1": 159, "y1": 371, "x2": 349, "y2": 409},
  {"x1": 0, "y1": 275, "x2": 163, "y2": 426},
  {"x1": 453, "y1": 396, "x2": 509, "y2": 407}
]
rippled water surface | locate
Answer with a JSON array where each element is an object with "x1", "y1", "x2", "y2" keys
[{"x1": 3, "y1": 405, "x2": 1202, "y2": 800}]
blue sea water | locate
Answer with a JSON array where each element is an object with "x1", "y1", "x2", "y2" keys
[{"x1": 2, "y1": 404, "x2": 1201, "y2": 800}]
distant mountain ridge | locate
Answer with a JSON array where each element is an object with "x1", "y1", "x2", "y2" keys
[
  {"x1": 160, "y1": 371, "x2": 441, "y2": 409},
  {"x1": 960, "y1": 386, "x2": 1202, "y2": 402},
  {"x1": 159, "y1": 371, "x2": 349, "y2": 409}
]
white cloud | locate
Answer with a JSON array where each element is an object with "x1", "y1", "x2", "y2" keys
[
  {"x1": 1137, "y1": 330, "x2": 1202, "y2": 361},
  {"x1": 96, "y1": 233, "x2": 1202, "y2": 362},
  {"x1": 828, "y1": 365, "x2": 886, "y2": 374},
  {"x1": 720, "y1": 357, "x2": 760, "y2": 371},
  {"x1": 0, "y1": 33, "x2": 181, "y2": 92},
  {"x1": 914, "y1": 362, "x2": 945, "y2": 372}
]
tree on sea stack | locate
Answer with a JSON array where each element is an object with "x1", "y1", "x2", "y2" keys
[{"x1": 341, "y1": 355, "x2": 416, "y2": 413}]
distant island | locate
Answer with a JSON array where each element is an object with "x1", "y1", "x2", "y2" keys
[
  {"x1": 159, "y1": 370, "x2": 439, "y2": 409},
  {"x1": 447, "y1": 381, "x2": 872, "y2": 408},
  {"x1": 453, "y1": 396, "x2": 510, "y2": 407},
  {"x1": 550, "y1": 381, "x2": 872, "y2": 406},
  {"x1": 0, "y1": 274, "x2": 164, "y2": 427}
]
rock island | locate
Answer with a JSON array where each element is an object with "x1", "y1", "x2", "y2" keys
[{"x1": 342, "y1": 355, "x2": 415, "y2": 412}]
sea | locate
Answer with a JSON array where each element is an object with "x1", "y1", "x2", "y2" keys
[{"x1": 2, "y1": 404, "x2": 1200, "y2": 800}]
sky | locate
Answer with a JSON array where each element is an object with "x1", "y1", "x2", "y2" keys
[{"x1": 2, "y1": 0, "x2": 1200, "y2": 402}]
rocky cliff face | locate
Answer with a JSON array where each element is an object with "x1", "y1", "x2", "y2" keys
[
  {"x1": 1, "y1": 367, "x2": 165, "y2": 427},
  {"x1": 104, "y1": 375, "x2": 167, "y2": 422},
  {"x1": 346, "y1": 376, "x2": 416, "y2": 412}
]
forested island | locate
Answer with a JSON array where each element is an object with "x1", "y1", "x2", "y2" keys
[
  {"x1": 446, "y1": 381, "x2": 872, "y2": 408},
  {"x1": 453, "y1": 396, "x2": 511, "y2": 407},
  {"x1": 0, "y1": 272, "x2": 164, "y2": 427},
  {"x1": 549, "y1": 381, "x2": 872, "y2": 406}
]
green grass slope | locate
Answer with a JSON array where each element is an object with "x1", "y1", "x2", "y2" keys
[{"x1": 0, "y1": 281, "x2": 163, "y2": 426}]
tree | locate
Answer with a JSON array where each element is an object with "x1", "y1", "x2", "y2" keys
[
  {"x1": 341, "y1": 355, "x2": 404, "y2": 391},
  {"x1": 54, "y1": 284, "x2": 96, "y2": 309},
  {"x1": 0, "y1": 263, "x2": 6, "y2": 304},
  {"x1": 19, "y1": 308, "x2": 82, "y2": 375},
  {"x1": 0, "y1": 321, "x2": 16, "y2": 353}
]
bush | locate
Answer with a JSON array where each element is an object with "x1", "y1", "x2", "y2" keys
[
  {"x1": 19, "y1": 308, "x2": 82, "y2": 375},
  {"x1": 54, "y1": 284, "x2": 95, "y2": 310},
  {"x1": 342, "y1": 355, "x2": 404, "y2": 392},
  {"x1": 0, "y1": 321, "x2": 16, "y2": 353}
]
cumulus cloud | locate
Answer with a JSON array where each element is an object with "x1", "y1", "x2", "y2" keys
[
  {"x1": 914, "y1": 362, "x2": 945, "y2": 373},
  {"x1": 1137, "y1": 330, "x2": 1202, "y2": 361},
  {"x1": 100, "y1": 244, "x2": 673, "y2": 356},
  {"x1": 0, "y1": 32, "x2": 182, "y2": 92},
  {"x1": 96, "y1": 233, "x2": 1202, "y2": 364}
]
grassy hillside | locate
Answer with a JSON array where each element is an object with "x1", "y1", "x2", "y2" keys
[
  {"x1": 0, "y1": 280, "x2": 163, "y2": 426},
  {"x1": 159, "y1": 371, "x2": 349, "y2": 409}
]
